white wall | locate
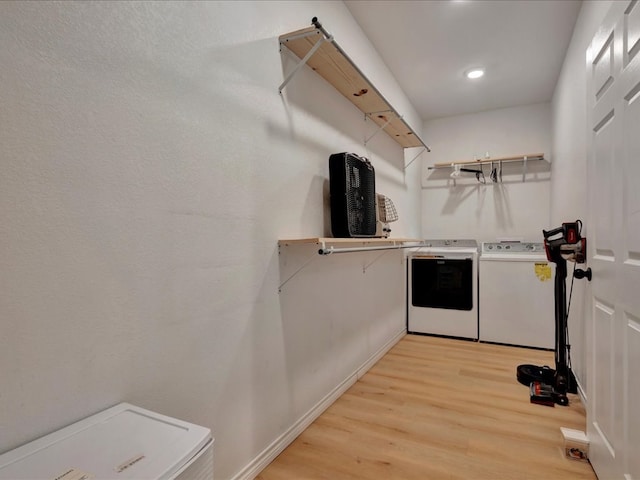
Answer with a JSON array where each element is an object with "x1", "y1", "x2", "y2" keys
[
  {"x1": 550, "y1": 0, "x2": 614, "y2": 398},
  {"x1": 421, "y1": 103, "x2": 551, "y2": 241},
  {"x1": 0, "y1": 2, "x2": 422, "y2": 479}
]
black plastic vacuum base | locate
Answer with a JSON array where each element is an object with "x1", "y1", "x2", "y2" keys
[
  {"x1": 517, "y1": 364, "x2": 578, "y2": 394},
  {"x1": 516, "y1": 364, "x2": 555, "y2": 386},
  {"x1": 517, "y1": 363, "x2": 577, "y2": 406}
]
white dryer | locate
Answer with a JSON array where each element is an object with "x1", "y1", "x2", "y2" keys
[
  {"x1": 408, "y1": 239, "x2": 478, "y2": 339},
  {"x1": 479, "y1": 242, "x2": 555, "y2": 349}
]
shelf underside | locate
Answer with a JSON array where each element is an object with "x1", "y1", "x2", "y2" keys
[
  {"x1": 279, "y1": 26, "x2": 425, "y2": 149},
  {"x1": 279, "y1": 237, "x2": 422, "y2": 247}
]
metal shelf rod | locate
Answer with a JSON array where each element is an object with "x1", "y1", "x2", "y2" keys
[
  {"x1": 404, "y1": 147, "x2": 427, "y2": 170},
  {"x1": 319, "y1": 242, "x2": 427, "y2": 255}
]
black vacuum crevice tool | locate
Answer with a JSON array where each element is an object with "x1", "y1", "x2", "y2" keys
[{"x1": 517, "y1": 220, "x2": 588, "y2": 406}]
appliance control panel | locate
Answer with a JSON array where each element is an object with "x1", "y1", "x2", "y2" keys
[
  {"x1": 482, "y1": 242, "x2": 545, "y2": 254},
  {"x1": 422, "y1": 239, "x2": 478, "y2": 249}
]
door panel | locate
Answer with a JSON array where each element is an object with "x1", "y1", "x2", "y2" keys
[
  {"x1": 626, "y1": 314, "x2": 640, "y2": 480},
  {"x1": 623, "y1": 60, "x2": 640, "y2": 256},
  {"x1": 593, "y1": 32, "x2": 615, "y2": 100},
  {"x1": 625, "y1": 0, "x2": 640, "y2": 62},
  {"x1": 624, "y1": 110, "x2": 640, "y2": 259},
  {"x1": 592, "y1": 107, "x2": 616, "y2": 258},
  {"x1": 593, "y1": 300, "x2": 615, "y2": 451}
]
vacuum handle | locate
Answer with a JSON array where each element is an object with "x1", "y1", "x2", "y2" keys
[{"x1": 543, "y1": 226, "x2": 564, "y2": 239}]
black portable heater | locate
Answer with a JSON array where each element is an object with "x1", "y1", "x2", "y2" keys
[
  {"x1": 329, "y1": 153, "x2": 377, "y2": 238},
  {"x1": 516, "y1": 220, "x2": 591, "y2": 406}
]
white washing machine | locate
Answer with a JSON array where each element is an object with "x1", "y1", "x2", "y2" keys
[
  {"x1": 408, "y1": 239, "x2": 478, "y2": 339},
  {"x1": 0, "y1": 403, "x2": 213, "y2": 480},
  {"x1": 479, "y1": 242, "x2": 555, "y2": 349}
]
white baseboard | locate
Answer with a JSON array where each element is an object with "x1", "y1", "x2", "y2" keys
[{"x1": 231, "y1": 328, "x2": 407, "y2": 480}]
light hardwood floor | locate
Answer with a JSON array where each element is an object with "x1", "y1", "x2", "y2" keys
[{"x1": 257, "y1": 334, "x2": 596, "y2": 480}]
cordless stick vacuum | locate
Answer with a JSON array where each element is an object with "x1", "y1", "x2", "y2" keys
[{"x1": 516, "y1": 220, "x2": 591, "y2": 406}]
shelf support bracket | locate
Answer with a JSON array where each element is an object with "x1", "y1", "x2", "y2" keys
[
  {"x1": 279, "y1": 34, "x2": 331, "y2": 94},
  {"x1": 364, "y1": 113, "x2": 397, "y2": 146},
  {"x1": 522, "y1": 156, "x2": 528, "y2": 182},
  {"x1": 362, "y1": 249, "x2": 392, "y2": 273},
  {"x1": 278, "y1": 247, "x2": 320, "y2": 293},
  {"x1": 404, "y1": 147, "x2": 427, "y2": 170}
]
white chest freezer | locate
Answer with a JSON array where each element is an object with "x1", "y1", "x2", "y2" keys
[
  {"x1": 479, "y1": 242, "x2": 555, "y2": 349},
  {"x1": 0, "y1": 403, "x2": 213, "y2": 480}
]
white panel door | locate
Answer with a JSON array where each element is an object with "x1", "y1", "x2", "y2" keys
[{"x1": 586, "y1": 1, "x2": 640, "y2": 478}]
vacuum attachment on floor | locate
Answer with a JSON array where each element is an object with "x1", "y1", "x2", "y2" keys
[
  {"x1": 519, "y1": 364, "x2": 570, "y2": 407},
  {"x1": 518, "y1": 364, "x2": 576, "y2": 406},
  {"x1": 529, "y1": 381, "x2": 556, "y2": 407}
]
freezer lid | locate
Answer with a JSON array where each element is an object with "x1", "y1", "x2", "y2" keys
[
  {"x1": 481, "y1": 242, "x2": 545, "y2": 254},
  {"x1": 0, "y1": 403, "x2": 212, "y2": 480},
  {"x1": 480, "y1": 253, "x2": 549, "y2": 261},
  {"x1": 420, "y1": 239, "x2": 478, "y2": 249}
]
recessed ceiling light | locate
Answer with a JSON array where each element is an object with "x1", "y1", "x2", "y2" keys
[{"x1": 466, "y1": 68, "x2": 485, "y2": 79}]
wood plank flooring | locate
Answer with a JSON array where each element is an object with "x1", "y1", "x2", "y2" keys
[{"x1": 257, "y1": 334, "x2": 596, "y2": 480}]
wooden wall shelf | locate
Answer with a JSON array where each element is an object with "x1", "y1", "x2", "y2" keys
[
  {"x1": 277, "y1": 237, "x2": 423, "y2": 291},
  {"x1": 278, "y1": 237, "x2": 421, "y2": 247},
  {"x1": 279, "y1": 18, "x2": 429, "y2": 150},
  {"x1": 428, "y1": 153, "x2": 545, "y2": 170},
  {"x1": 279, "y1": 237, "x2": 424, "y2": 255},
  {"x1": 427, "y1": 153, "x2": 546, "y2": 183}
]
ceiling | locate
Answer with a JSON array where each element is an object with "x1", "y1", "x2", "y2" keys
[{"x1": 344, "y1": 0, "x2": 582, "y2": 121}]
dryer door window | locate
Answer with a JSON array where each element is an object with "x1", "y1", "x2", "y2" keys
[{"x1": 411, "y1": 258, "x2": 473, "y2": 310}]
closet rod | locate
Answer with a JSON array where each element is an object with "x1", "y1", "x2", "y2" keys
[{"x1": 319, "y1": 242, "x2": 426, "y2": 255}]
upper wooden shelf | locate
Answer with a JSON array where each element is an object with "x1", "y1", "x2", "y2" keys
[{"x1": 279, "y1": 19, "x2": 429, "y2": 150}]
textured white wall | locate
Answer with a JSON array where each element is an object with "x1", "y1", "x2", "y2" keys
[
  {"x1": 0, "y1": 2, "x2": 422, "y2": 479},
  {"x1": 550, "y1": 0, "x2": 614, "y2": 398},
  {"x1": 421, "y1": 103, "x2": 552, "y2": 241}
]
